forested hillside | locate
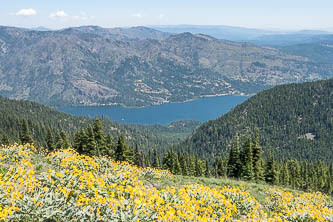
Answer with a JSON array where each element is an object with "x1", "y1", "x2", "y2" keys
[
  {"x1": 0, "y1": 96, "x2": 199, "y2": 152},
  {"x1": 181, "y1": 78, "x2": 333, "y2": 163}
]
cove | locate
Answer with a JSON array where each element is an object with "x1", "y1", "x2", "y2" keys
[{"x1": 57, "y1": 96, "x2": 249, "y2": 125}]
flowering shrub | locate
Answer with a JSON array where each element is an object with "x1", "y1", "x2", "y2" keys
[{"x1": 0, "y1": 144, "x2": 332, "y2": 221}]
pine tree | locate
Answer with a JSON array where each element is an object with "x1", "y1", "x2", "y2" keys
[
  {"x1": 241, "y1": 136, "x2": 254, "y2": 181},
  {"x1": 134, "y1": 144, "x2": 144, "y2": 167},
  {"x1": 46, "y1": 128, "x2": 55, "y2": 152},
  {"x1": 265, "y1": 152, "x2": 277, "y2": 185},
  {"x1": 124, "y1": 146, "x2": 134, "y2": 164},
  {"x1": 194, "y1": 156, "x2": 203, "y2": 177},
  {"x1": 60, "y1": 130, "x2": 71, "y2": 148},
  {"x1": 252, "y1": 130, "x2": 264, "y2": 182},
  {"x1": 1, "y1": 134, "x2": 10, "y2": 145},
  {"x1": 93, "y1": 118, "x2": 106, "y2": 156},
  {"x1": 105, "y1": 134, "x2": 115, "y2": 157},
  {"x1": 55, "y1": 131, "x2": 63, "y2": 150},
  {"x1": 73, "y1": 129, "x2": 88, "y2": 154},
  {"x1": 215, "y1": 157, "x2": 225, "y2": 177},
  {"x1": 280, "y1": 162, "x2": 290, "y2": 186},
  {"x1": 20, "y1": 119, "x2": 34, "y2": 145},
  {"x1": 227, "y1": 137, "x2": 241, "y2": 178},
  {"x1": 173, "y1": 153, "x2": 182, "y2": 175},
  {"x1": 152, "y1": 148, "x2": 161, "y2": 169},
  {"x1": 86, "y1": 124, "x2": 97, "y2": 156},
  {"x1": 205, "y1": 160, "x2": 211, "y2": 177},
  {"x1": 179, "y1": 153, "x2": 189, "y2": 176},
  {"x1": 115, "y1": 135, "x2": 126, "y2": 162}
]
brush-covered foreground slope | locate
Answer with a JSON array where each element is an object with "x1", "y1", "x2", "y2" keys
[
  {"x1": 0, "y1": 96, "x2": 199, "y2": 150},
  {"x1": 0, "y1": 26, "x2": 329, "y2": 107},
  {"x1": 181, "y1": 78, "x2": 333, "y2": 163},
  {"x1": 0, "y1": 144, "x2": 332, "y2": 221}
]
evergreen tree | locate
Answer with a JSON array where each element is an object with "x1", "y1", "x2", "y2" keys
[
  {"x1": 215, "y1": 157, "x2": 226, "y2": 177},
  {"x1": 60, "y1": 130, "x2": 71, "y2": 149},
  {"x1": 20, "y1": 119, "x2": 34, "y2": 145},
  {"x1": 173, "y1": 153, "x2": 182, "y2": 175},
  {"x1": 227, "y1": 137, "x2": 241, "y2": 178},
  {"x1": 252, "y1": 130, "x2": 265, "y2": 182},
  {"x1": 55, "y1": 131, "x2": 63, "y2": 150},
  {"x1": 124, "y1": 146, "x2": 134, "y2": 164},
  {"x1": 93, "y1": 118, "x2": 106, "y2": 156},
  {"x1": 280, "y1": 162, "x2": 290, "y2": 186},
  {"x1": 46, "y1": 128, "x2": 55, "y2": 151},
  {"x1": 265, "y1": 152, "x2": 277, "y2": 185},
  {"x1": 73, "y1": 129, "x2": 88, "y2": 154},
  {"x1": 105, "y1": 134, "x2": 115, "y2": 157},
  {"x1": 152, "y1": 148, "x2": 161, "y2": 169},
  {"x1": 179, "y1": 153, "x2": 189, "y2": 176},
  {"x1": 194, "y1": 156, "x2": 203, "y2": 177},
  {"x1": 86, "y1": 124, "x2": 97, "y2": 156},
  {"x1": 205, "y1": 160, "x2": 211, "y2": 177},
  {"x1": 134, "y1": 144, "x2": 144, "y2": 167},
  {"x1": 241, "y1": 136, "x2": 254, "y2": 180},
  {"x1": 1, "y1": 134, "x2": 10, "y2": 145},
  {"x1": 115, "y1": 135, "x2": 126, "y2": 162}
]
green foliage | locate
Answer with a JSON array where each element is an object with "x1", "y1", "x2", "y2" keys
[
  {"x1": 181, "y1": 78, "x2": 333, "y2": 163},
  {"x1": 19, "y1": 119, "x2": 34, "y2": 145}
]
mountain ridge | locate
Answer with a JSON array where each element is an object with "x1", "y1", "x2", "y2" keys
[{"x1": 0, "y1": 25, "x2": 331, "y2": 107}]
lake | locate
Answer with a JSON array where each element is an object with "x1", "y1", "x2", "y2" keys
[{"x1": 57, "y1": 96, "x2": 249, "y2": 125}]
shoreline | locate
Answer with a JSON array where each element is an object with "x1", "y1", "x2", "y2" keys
[{"x1": 55, "y1": 93, "x2": 250, "y2": 109}]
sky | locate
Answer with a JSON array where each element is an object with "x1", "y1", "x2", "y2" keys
[{"x1": 1, "y1": 0, "x2": 333, "y2": 31}]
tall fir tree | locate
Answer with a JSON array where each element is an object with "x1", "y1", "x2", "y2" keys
[
  {"x1": 227, "y1": 136, "x2": 241, "y2": 178},
  {"x1": 134, "y1": 144, "x2": 144, "y2": 167},
  {"x1": 1, "y1": 134, "x2": 10, "y2": 145},
  {"x1": 20, "y1": 119, "x2": 34, "y2": 145},
  {"x1": 115, "y1": 135, "x2": 126, "y2": 162},
  {"x1": 86, "y1": 124, "x2": 97, "y2": 156},
  {"x1": 152, "y1": 148, "x2": 161, "y2": 169},
  {"x1": 60, "y1": 130, "x2": 71, "y2": 149},
  {"x1": 241, "y1": 136, "x2": 254, "y2": 181},
  {"x1": 265, "y1": 152, "x2": 277, "y2": 185},
  {"x1": 205, "y1": 160, "x2": 211, "y2": 177},
  {"x1": 46, "y1": 128, "x2": 55, "y2": 152},
  {"x1": 252, "y1": 130, "x2": 265, "y2": 182},
  {"x1": 93, "y1": 118, "x2": 107, "y2": 156}
]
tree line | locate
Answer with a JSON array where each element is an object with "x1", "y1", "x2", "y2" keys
[{"x1": 5, "y1": 120, "x2": 332, "y2": 196}]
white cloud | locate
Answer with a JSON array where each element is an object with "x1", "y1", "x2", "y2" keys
[
  {"x1": 15, "y1": 8, "x2": 37, "y2": 16},
  {"x1": 132, "y1": 13, "x2": 143, "y2": 18},
  {"x1": 159, "y1": 14, "x2": 165, "y2": 19},
  {"x1": 49, "y1": 11, "x2": 68, "y2": 18}
]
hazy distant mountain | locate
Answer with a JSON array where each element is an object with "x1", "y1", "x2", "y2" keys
[
  {"x1": 278, "y1": 35, "x2": 333, "y2": 65},
  {"x1": 251, "y1": 33, "x2": 333, "y2": 46},
  {"x1": 70, "y1": 26, "x2": 171, "y2": 40},
  {"x1": 30, "y1": 27, "x2": 52, "y2": 32},
  {"x1": 150, "y1": 25, "x2": 277, "y2": 41},
  {"x1": 150, "y1": 25, "x2": 333, "y2": 46},
  {"x1": 0, "y1": 25, "x2": 331, "y2": 107}
]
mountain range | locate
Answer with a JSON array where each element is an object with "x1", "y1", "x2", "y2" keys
[{"x1": 1, "y1": 25, "x2": 332, "y2": 107}]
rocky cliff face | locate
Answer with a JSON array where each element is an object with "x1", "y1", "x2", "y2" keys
[{"x1": 0, "y1": 26, "x2": 329, "y2": 107}]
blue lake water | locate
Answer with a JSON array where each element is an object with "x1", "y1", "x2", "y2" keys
[{"x1": 57, "y1": 96, "x2": 249, "y2": 125}]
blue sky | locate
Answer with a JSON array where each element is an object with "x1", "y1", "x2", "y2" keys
[{"x1": 1, "y1": 0, "x2": 332, "y2": 30}]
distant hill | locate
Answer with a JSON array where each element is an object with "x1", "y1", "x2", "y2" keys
[
  {"x1": 251, "y1": 33, "x2": 333, "y2": 46},
  {"x1": 150, "y1": 25, "x2": 276, "y2": 41},
  {"x1": 0, "y1": 96, "x2": 199, "y2": 150},
  {"x1": 70, "y1": 26, "x2": 171, "y2": 40},
  {"x1": 0, "y1": 25, "x2": 330, "y2": 107},
  {"x1": 180, "y1": 78, "x2": 333, "y2": 163}
]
